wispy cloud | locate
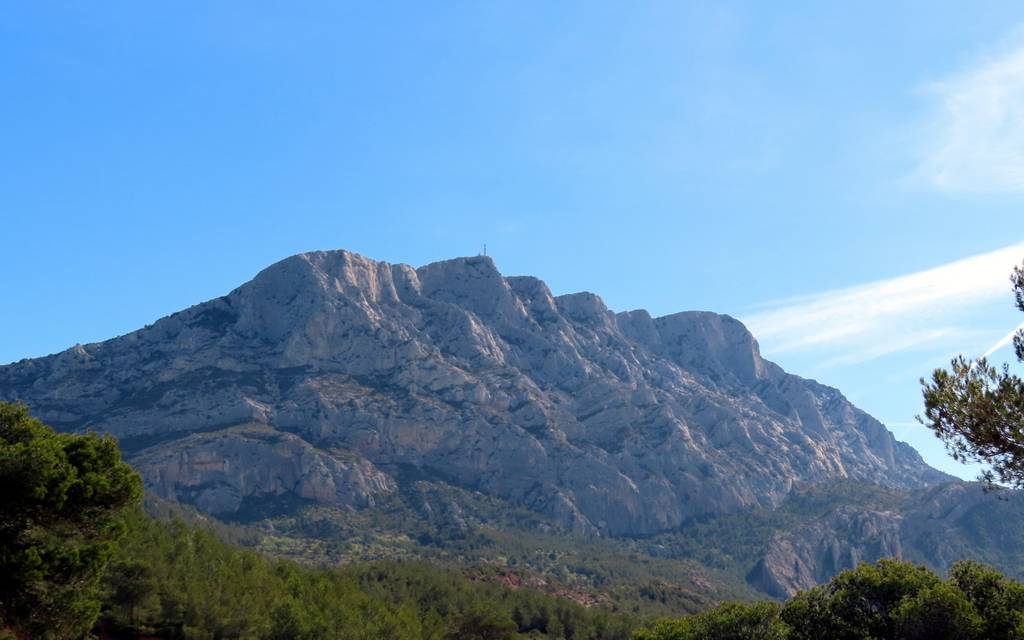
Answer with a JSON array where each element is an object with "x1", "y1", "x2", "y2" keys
[
  {"x1": 916, "y1": 32, "x2": 1024, "y2": 192},
  {"x1": 743, "y1": 243, "x2": 1024, "y2": 368},
  {"x1": 982, "y1": 319, "x2": 1024, "y2": 358}
]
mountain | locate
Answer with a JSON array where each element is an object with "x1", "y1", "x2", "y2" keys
[{"x1": 3, "y1": 249, "x2": 1019, "y2": 603}]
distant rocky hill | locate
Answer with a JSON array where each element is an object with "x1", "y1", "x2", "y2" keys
[
  {"x1": 742, "y1": 481, "x2": 1024, "y2": 597},
  {"x1": 6, "y1": 249, "x2": 1019, "y2": 601}
]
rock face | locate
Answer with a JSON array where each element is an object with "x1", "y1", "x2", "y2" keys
[
  {"x1": 0, "y1": 250, "x2": 949, "y2": 535},
  {"x1": 134, "y1": 423, "x2": 395, "y2": 515},
  {"x1": 748, "y1": 507, "x2": 905, "y2": 598},
  {"x1": 747, "y1": 482, "x2": 1024, "y2": 597}
]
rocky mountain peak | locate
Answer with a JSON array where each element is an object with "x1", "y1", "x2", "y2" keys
[
  {"x1": 0, "y1": 249, "x2": 950, "y2": 536},
  {"x1": 417, "y1": 255, "x2": 526, "y2": 324},
  {"x1": 555, "y1": 292, "x2": 612, "y2": 327},
  {"x1": 651, "y1": 311, "x2": 770, "y2": 385}
]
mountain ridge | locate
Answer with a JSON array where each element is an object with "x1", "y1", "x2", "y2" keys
[{"x1": 0, "y1": 248, "x2": 949, "y2": 541}]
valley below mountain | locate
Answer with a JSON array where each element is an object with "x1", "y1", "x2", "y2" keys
[{"x1": 2, "y1": 249, "x2": 1021, "y2": 609}]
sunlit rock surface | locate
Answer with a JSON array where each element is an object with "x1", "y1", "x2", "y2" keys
[{"x1": 0, "y1": 250, "x2": 949, "y2": 535}]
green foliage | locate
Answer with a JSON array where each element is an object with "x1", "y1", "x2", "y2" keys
[
  {"x1": 921, "y1": 260, "x2": 1024, "y2": 489},
  {"x1": 949, "y1": 559, "x2": 1024, "y2": 640},
  {"x1": 780, "y1": 559, "x2": 991, "y2": 640},
  {"x1": 447, "y1": 603, "x2": 518, "y2": 639},
  {"x1": 634, "y1": 602, "x2": 785, "y2": 640},
  {"x1": 641, "y1": 559, "x2": 1024, "y2": 640},
  {"x1": 222, "y1": 479, "x2": 744, "y2": 618},
  {"x1": 98, "y1": 510, "x2": 636, "y2": 639},
  {"x1": 794, "y1": 559, "x2": 943, "y2": 639},
  {"x1": 0, "y1": 401, "x2": 142, "y2": 639},
  {"x1": 890, "y1": 581, "x2": 980, "y2": 640},
  {"x1": 922, "y1": 355, "x2": 1024, "y2": 488}
]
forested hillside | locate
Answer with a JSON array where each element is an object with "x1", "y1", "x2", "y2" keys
[{"x1": 95, "y1": 510, "x2": 637, "y2": 640}]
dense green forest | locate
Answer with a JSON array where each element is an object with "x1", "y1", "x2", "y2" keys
[
  {"x1": 94, "y1": 511, "x2": 1024, "y2": 639},
  {"x1": 94, "y1": 510, "x2": 636, "y2": 640}
]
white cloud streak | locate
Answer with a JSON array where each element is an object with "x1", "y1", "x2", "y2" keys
[
  {"x1": 917, "y1": 35, "x2": 1024, "y2": 192},
  {"x1": 744, "y1": 243, "x2": 1024, "y2": 368},
  {"x1": 982, "y1": 319, "x2": 1024, "y2": 358}
]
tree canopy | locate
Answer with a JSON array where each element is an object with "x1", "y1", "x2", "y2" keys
[
  {"x1": 0, "y1": 401, "x2": 143, "y2": 639},
  {"x1": 921, "y1": 261, "x2": 1024, "y2": 488},
  {"x1": 638, "y1": 559, "x2": 1024, "y2": 640}
]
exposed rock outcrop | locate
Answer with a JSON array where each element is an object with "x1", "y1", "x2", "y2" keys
[
  {"x1": 747, "y1": 482, "x2": 1024, "y2": 597},
  {"x1": 748, "y1": 507, "x2": 904, "y2": 598},
  {"x1": 134, "y1": 423, "x2": 394, "y2": 515},
  {"x1": 0, "y1": 250, "x2": 949, "y2": 535}
]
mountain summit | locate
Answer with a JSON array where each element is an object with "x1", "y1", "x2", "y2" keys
[{"x1": 0, "y1": 249, "x2": 947, "y2": 538}]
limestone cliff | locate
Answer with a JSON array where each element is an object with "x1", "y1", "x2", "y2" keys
[
  {"x1": 0, "y1": 250, "x2": 949, "y2": 536},
  {"x1": 746, "y1": 482, "x2": 1024, "y2": 597}
]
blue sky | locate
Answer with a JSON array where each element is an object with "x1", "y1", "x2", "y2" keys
[{"x1": 3, "y1": 2, "x2": 1024, "y2": 478}]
